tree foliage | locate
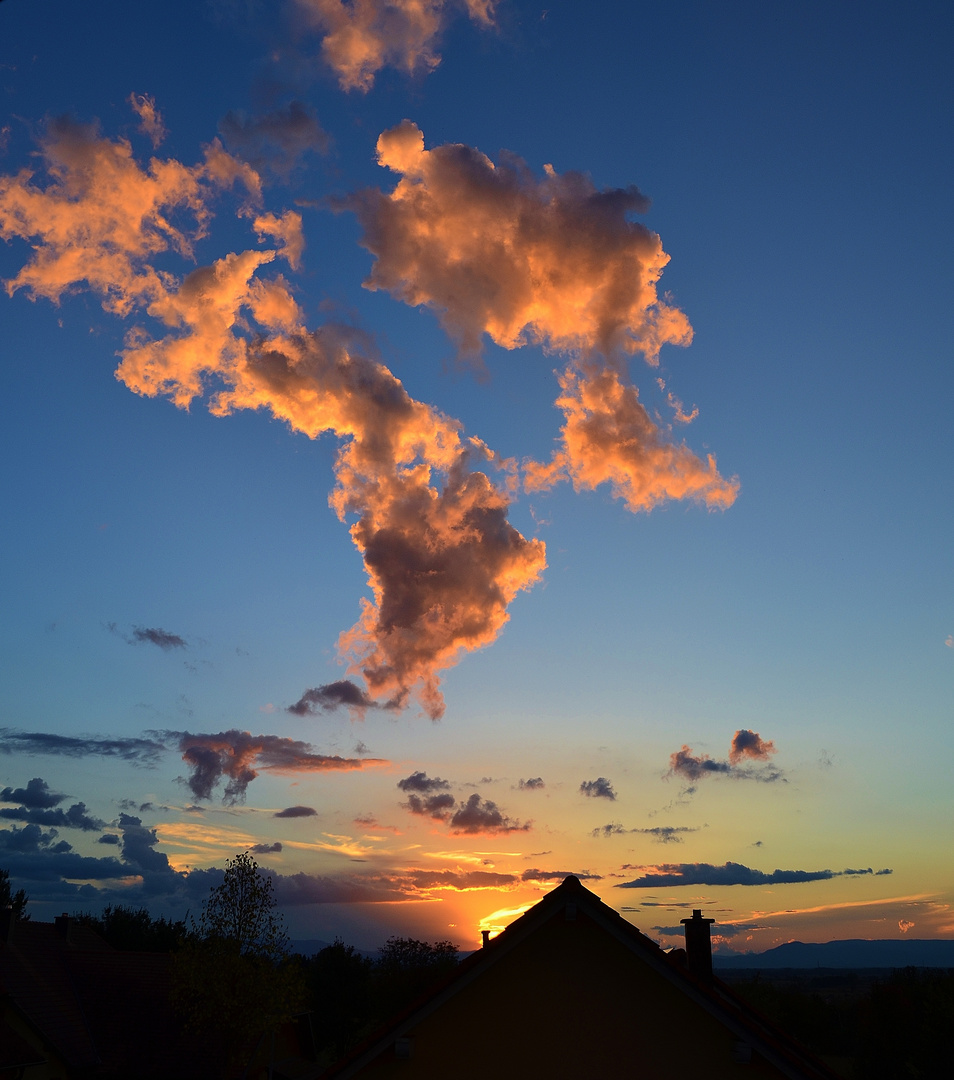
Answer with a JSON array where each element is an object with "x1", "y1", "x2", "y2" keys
[
  {"x1": 74, "y1": 905, "x2": 185, "y2": 951},
  {"x1": 0, "y1": 868, "x2": 29, "y2": 921},
  {"x1": 172, "y1": 852, "x2": 305, "y2": 1077}
]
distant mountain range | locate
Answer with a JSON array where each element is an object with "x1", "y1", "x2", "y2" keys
[{"x1": 714, "y1": 938, "x2": 954, "y2": 969}]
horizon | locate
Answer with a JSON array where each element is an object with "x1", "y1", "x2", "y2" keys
[{"x1": 1, "y1": 0, "x2": 952, "y2": 956}]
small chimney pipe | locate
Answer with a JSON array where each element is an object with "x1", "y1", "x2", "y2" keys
[
  {"x1": 481, "y1": 930, "x2": 491, "y2": 948},
  {"x1": 680, "y1": 909, "x2": 715, "y2": 981}
]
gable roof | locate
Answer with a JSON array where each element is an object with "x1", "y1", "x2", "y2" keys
[{"x1": 324, "y1": 876, "x2": 839, "y2": 1079}]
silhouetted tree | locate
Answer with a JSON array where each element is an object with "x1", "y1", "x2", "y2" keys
[
  {"x1": 74, "y1": 904, "x2": 186, "y2": 951},
  {"x1": 0, "y1": 868, "x2": 29, "y2": 921},
  {"x1": 173, "y1": 852, "x2": 305, "y2": 1078},
  {"x1": 371, "y1": 935, "x2": 459, "y2": 1019},
  {"x1": 303, "y1": 940, "x2": 373, "y2": 1062},
  {"x1": 854, "y1": 967, "x2": 954, "y2": 1079}
]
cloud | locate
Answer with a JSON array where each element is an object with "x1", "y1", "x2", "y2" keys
[
  {"x1": 0, "y1": 728, "x2": 166, "y2": 765},
  {"x1": 98, "y1": 833, "x2": 121, "y2": 845},
  {"x1": 348, "y1": 122, "x2": 737, "y2": 514},
  {"x1": 397, "y1": 771, "x2": 450, "y2": 794},
  {"x1": 218, "y1": 100, "x2": 328, "y2": 178},
  {"x1": 590, "y1": 823, "x2": 697, "y2": 842},
  {"x1": 729, "y1": 729, "x2": 776, "y2": 764},
  {"x1": 404, "y1": 792, "x2": 457, "y2": 820},
  {"x1": 274, "y1": 805, "x2": 318, "y2": 818},
  {"x1": 0, "y1": 801, "x2": 104, "y2": 832},
  {"x1": 0, "y1": 777, "x2": 65, "y2": 809},
  {"x1": 288, "y1": 679, "x2": 386, "y2": 716},
  {"x1": 448, "y1": 793, "x2": 530, "y2": 835},
  {"x1": 580, "y1": 777, "x2": 617, "y2": 801},
  {"x1": 591, "y1": 822, "x2": 627, "y2": 837},
  {"x1": 294, "y1": 0, "x2": 497, "y2": 92},
  {"x1": 406, "y1": 868, "x2": 515, "y2": 890},
  {"x1": 250, "y1": 842, "x2": 283, "y2": 853},
  {"x1": 0, "y1": 112, "x2": 259, "y2": 315},
  {"x1": 517, "y1": 777, "x2": 545, "y2": 790},
  {"x1": 132, "y1": 626, "x2": 187, "y2": 650},
  {"x1": 129, "y1": 93, "x2": 166, "y2": 148},
  {"x1": 167, "y1": 729, "x2": 387, "y2": 803},
  {"x1": 617, "y1": 862, "x2": 892, "y2": 889},
  {"x1": 899, "y1": 919, "x2": 915, "y2": 934},
  {"x1": 521, "y1": 868, "x2": 602, "y2": 882},
  {"x1": 631, "y1": 826, "x2": 697, "y2": 844},
  {"x1": 945, "y1": 635, "x2": 953, "y2": 648},
  {"x1": 1, "y1": 109, "x2": 549, "y2": 721},
  {"x1": 668, "y1": 730, "x2": 784, "y2": 784}
]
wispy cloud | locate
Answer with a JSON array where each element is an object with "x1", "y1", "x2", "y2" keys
[
  {"x1": 617, "y1": 861, "x2": 893, "y2": 889},
  {"x1": 0, "y1": 729, "x2": 166, "y2": 765}
]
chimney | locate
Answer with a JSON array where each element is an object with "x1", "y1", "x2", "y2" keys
[
  {"x1": 481, "y1": 930, "x2": 491, "y2": 948},
  {"x1": 55, "y1": 912, "x2": 71, "y2": 941},
  {"x1": 680, "y1": 909, "x2": 714, "y2": 981}
]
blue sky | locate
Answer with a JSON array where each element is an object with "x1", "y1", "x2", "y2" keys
[{"x1": 1, "y1": 0, "x2": 952, "y2": 950}]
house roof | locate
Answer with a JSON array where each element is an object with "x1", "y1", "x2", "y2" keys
[
  {"x1": 323, "y1": 876, "x2": 840, "y2": 1080},
  {"x1": 0, "y1": 916, "x2": 219, "y2": 1079}
]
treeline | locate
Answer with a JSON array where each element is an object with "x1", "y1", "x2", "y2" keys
[
  {"x1": 72, "y1": 901, "x2": 458, "y2": 1067},
  {"x1": 731, "y1": 968, "x2": 954, "y2": 1079}
]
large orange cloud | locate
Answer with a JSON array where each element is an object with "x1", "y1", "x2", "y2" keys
[
  {"x1": 1, "y1": 109, "x2": 544, "y2": 720},
  {"x1": 348, "y1": 122, "x2": 738, "y2": 513},
  {"x1": 295, "y1": 0, "x2": 497, "y2": 92}
]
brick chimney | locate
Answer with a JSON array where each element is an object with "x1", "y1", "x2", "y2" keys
[{"x1": 680, "y1": 909, "x2": 714, "y2": 981}]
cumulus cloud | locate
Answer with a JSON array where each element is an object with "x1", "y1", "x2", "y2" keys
[
  {"x1": 404, "y1": 792, "x2": 457, "y2": 820},
  {"x1": 218, "y1": 100, "x2": 328, "y2": 178},
  {"x1": 590, "y1": 823, "x2": 697, "y2": 842},
  {"x1": 348, "y1": 122, "x2": 737, "y2": 515},
  {"x1": 250, "y1": 842, "x2": 283, "y2": 853},
  {"x1": 668, "y1": 730, "x2": 783, "y2": 784},
  {"x1": 395, "y1": 772, "x2": 528, "y2": 832},
  {"x1": 0, "y1": 777, "x2": 64, "y2": 808},
  {"x1": 448, "y1": 793, "x2": 530, "y2": 835},
  {"x1": 0, "y1": 728, "x2": 166, "y2": 764},
  {"x1": 294, "y1": 0, "x2": 497, "y2": 92},
  {"x1": 580, "y1": 777, "x2": 616, "y2": 801},
  {"x1": 517, "y1": 777, "x2": 545, "y2": 790},
  {"x1": 617, "y1": 862, "x2": 892, "y2": 889},
  {"x1": 166, "y1": 729, "x2": 387, "y2": 803},
  {"x1": 729, "y1": 729, "x2": 776, "y2": 764},
  {"x1": 274, "y1": 805, "x2": 318, "y2": 818},
  {"x1": 397, "y1": 771, "x2": 450, "y2": 794},
  {"x1": 0, "y1": 112, "x2": 259, "y2": 315}
]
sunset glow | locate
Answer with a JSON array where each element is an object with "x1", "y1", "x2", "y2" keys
[{"x1": 1, "y1": 1, "x2": 952, "y2": 957}]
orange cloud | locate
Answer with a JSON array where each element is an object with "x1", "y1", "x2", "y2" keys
[
  {"x1": 129, "y1": 93, "x2": 167, "y2": 149},
  {"x1": 1, "y1": 105, "x2": 544, "y2": 720},
  {"x1": 349, "y1": 122, "x2": 738, "y2": 514},
  {"x1": 295, "y1": 0, "x2": 496, "y2": 92},
  {"x1": 0, "y1": 116, "x2": 259, "y2": 316},
  {"x1": 524, "y1": 366, "x2": 738, "y2": 512},
  {"x1": 354, "y1": 120, "x2": 688, "y2": 360}
]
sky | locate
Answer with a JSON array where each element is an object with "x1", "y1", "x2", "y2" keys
[{"x1": 1, "y1": 0, "x2": 952, "y2": 954}]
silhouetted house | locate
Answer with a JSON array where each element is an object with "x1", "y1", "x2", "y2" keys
[
  {"x1": 323, "y1": 876, "x2": 837, "y2": 1079},
  {"x1": 0, "y1": 910, "x2": 318, "y2": 1080}
]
